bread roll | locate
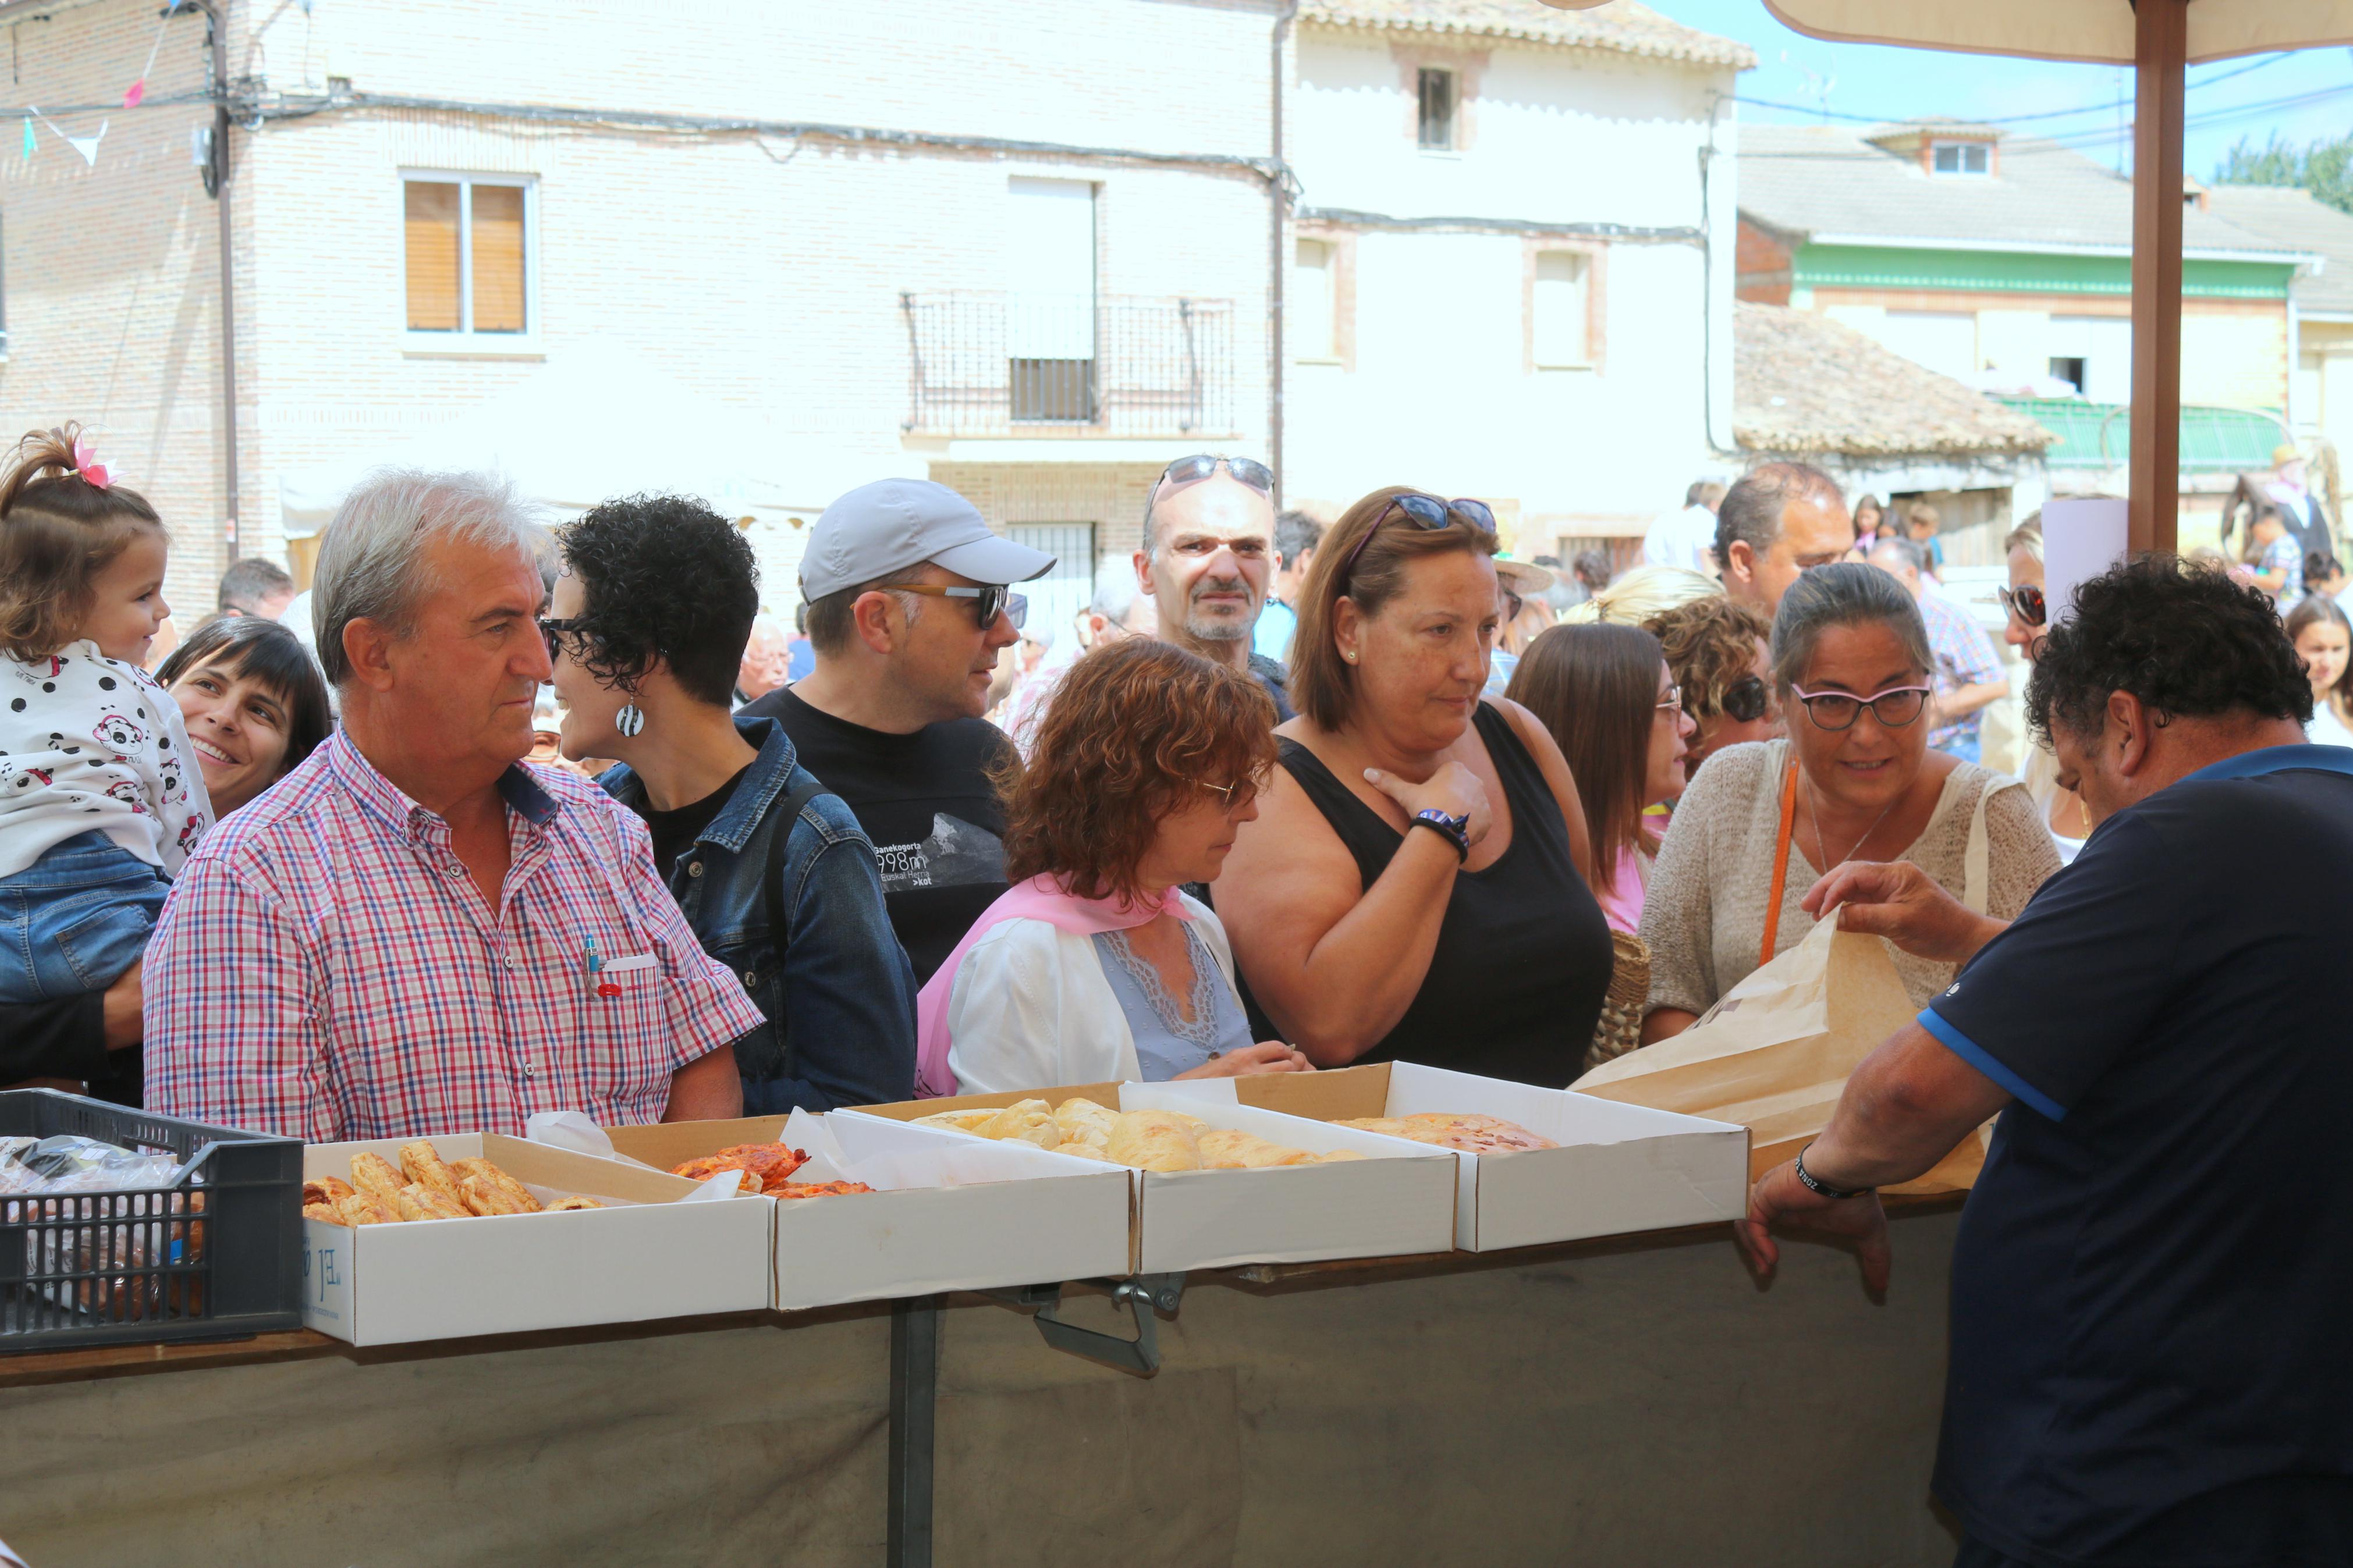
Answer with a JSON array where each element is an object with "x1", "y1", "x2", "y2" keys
[
  {"x1": 450, "y1": 1158, "x2": 544, "y2": 1214},
  {"x1": 1313, "y1": 1149, "x2": 1367, "y2": 1163},
  {"x1": 1195, "y1": 1128, "x2": 1314, "y2": 1169},
  {"x1": 544, "y1": 1195, "x2": 605, "y2": 1211},
  {"x1": 1104, "y1": 1111, "x2": 1202, "y2": 1172},
  {"x1": 336, "y1": 1192, "x2": 402, "y2": 1225},
  {"x1": 348, "y1": 1151, "x2": 406, "y2": 1204},
  {"x1": 977, "y1": 1099, "x2": 1059, "y2": 1147},
  {"x1": 911, "y1": 1108, "x2": 996, "y2": 1132},
  {"x1": 393, "y1": 1182, "x2": 469, "y2": 1222},
  {"x1": 303, "y1": 1201, "x2": 346, "y2": 1225},
  {"x1": 1048, "y1": 1141, "x2": 1116, "y2": 1162},
  {"x1": 303, "y1": 1176, "x2": 356, "y2": 1208},
  {"x1": 399, "y1": 1141, "x2": 464, "y2": 1202},
  {"x1": 1052, "y1": 1098, "x2": 1119, "y2": 1146}
]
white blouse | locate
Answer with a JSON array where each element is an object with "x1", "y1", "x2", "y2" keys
[{"x1": 945, "y1": 891, "x2": 1243, "y2": 1094}]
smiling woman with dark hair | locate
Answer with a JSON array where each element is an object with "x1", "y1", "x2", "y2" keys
[
  {"x1": 548, "y1": 492, "x2": 917, "y2": 1112},
  {"x1": 1639, "y1": 563, "x2": 2059, "y2": 1044}
]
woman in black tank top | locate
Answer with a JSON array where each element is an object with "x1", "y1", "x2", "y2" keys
[{"x1": 1215, "y1": 488, "x2": 1615, "y2": 1089}]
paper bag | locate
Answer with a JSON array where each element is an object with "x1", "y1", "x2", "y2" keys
[{"x1": 1574, "y1": 920, "x2": 1987, "y2": 1194}]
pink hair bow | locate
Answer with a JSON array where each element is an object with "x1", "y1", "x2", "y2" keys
[{"x1": 70, "y1": 436, "x2": 109, "y2": 489}]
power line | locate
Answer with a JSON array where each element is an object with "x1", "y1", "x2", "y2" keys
[{"x1": 1736, "y1": 49, "x2": 2289, "y2": 129}]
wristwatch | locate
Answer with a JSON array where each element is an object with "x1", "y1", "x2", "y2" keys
[
  {"x1": 1794, "y1": 1142, "x2": 1873, "y2": 1200},
  {"x1": 1410, "y1": 807, "x2": 1471, "y2": 862}
]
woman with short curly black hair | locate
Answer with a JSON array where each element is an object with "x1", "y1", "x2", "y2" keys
[
  {"x1": 921, "y1": 637, "x2": 1311, "y2": 1093},
  {"x1": 547, "y1": 493, "x2": 917, "y2": 1111}
]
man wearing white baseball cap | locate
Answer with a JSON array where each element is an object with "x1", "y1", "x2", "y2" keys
[{"x1": 742, "y1": 478, "x2": 1055, "y2": 984}]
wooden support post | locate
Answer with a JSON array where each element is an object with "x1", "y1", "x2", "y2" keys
[{"x1": 2129, "y1": 0, "x2": 2188, "y2": 556}]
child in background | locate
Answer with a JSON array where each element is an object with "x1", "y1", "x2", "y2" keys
[
  {"x1": 0, "y1": 425, "x2": 210, "y2": 1004},
  {"x1": 2248, "y1": 503, "x2": 2304, "y2": 605}
]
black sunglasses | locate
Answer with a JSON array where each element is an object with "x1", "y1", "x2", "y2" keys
[
  {"x1": 1999, "y1": 584, "x2": 2047, "y2": 628},
  {"x1": 539, "y1": 615, "x2": 587, "y2": 657},
  {"x1": 874, "y1": 582, "x2": 1028, "y2": 631},
  {"x1": 1338, "y1": 493, "x2": 1499, "y2": 590},
  {"x1": 1719, "y1": 673, "x2": 1772, "y2": 724}
]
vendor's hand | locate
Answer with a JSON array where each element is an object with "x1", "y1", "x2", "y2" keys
[
  {"x1": 102, "y1": 962, "x2": 143, "y2": 1051},
  {"x1": 1365, "y1": 761, "x2": 1493, "y2": 848},
  {"x1": 1736, "y1": 1158, "x2": 1891, "y2": 1295},
  {"x1": 1801, "y1": 860, "x2": 2004, "y2": 965},
  {"x1": 1176, "y1": 1041, "x2": 1314, "y2": 1079}
]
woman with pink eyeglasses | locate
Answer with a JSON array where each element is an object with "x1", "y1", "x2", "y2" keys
[{"x1": 1638, "y1": 563, "x2": 2060, "y2": 1043}]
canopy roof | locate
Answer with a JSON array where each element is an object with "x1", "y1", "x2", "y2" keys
[{"x1": 1768, "y1": 0, "x2": 2348, "y2": 63}]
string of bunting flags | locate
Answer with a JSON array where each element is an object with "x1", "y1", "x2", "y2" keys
[{"x1": 17, "y1": 0, "x2": 192, "y2": 169}]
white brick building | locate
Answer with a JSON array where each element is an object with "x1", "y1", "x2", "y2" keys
[
  {"x1": 1285, "y1": 1, "x2": 1751, "y2": 565},
  {"x1": 0, "y1": 0, "x2": 1287, "y2": 638}
]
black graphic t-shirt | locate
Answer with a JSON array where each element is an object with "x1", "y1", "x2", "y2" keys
[{"x1": 742, "y1": 685, "x2": 1011, "y2": 984}]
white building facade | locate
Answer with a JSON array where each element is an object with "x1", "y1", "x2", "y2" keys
[
  {"x1": 0, "y1": 0, "x2": 1287, "y2": 633},
  {"x1": 1283, "y1": 2, "x2": 1749, "y2": 563}
]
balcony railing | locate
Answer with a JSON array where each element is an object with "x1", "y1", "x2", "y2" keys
[{"x1": 901, "y1": 291, "x2": 1236, "y2": 437}]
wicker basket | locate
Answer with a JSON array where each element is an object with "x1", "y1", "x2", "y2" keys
[{"x1": 1582, "y1": 929, "x2": 1651, "y2": 1075}]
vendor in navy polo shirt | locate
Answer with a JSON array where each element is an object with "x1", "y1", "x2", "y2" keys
[{"x1": 1741, "y1": 554, "x2": 2353, "y2": 1568}]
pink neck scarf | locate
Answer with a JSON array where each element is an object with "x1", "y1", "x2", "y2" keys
[{"x1": 913, "y1": 873, "x2": 1190, "y2": 1097}]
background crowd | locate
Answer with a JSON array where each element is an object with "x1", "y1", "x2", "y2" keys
[{"x1": 0, "y1": 422, "x2": 2327, "y2": 1142}]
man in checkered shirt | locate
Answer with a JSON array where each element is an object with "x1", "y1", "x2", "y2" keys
[{"x1": 145, "y1": 470, "x2": 761, "y2": 1142}]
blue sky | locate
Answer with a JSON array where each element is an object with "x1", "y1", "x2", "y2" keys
[{"x1": 1649, "y1": 0, "x2": 2353, "y2": 178}]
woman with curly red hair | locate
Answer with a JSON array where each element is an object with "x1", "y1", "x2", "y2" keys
[{"x1": 920, "y1": 637, "x2": 1312, "y2": 1093}]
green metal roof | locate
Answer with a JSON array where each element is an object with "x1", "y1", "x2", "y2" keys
[
  {"x1": 1797, "y1": 244, "x2": 2295, "y2": 300},
  {"x1": 1994, "y1": 397, "x2": 2288, "y2": 471}
]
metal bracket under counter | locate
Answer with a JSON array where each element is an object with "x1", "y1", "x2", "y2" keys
[{"x1": 982, "y1": 1272, "x2": 1188, "y2": 1379}]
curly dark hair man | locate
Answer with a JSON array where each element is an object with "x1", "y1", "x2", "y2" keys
[
  {"x1": 556, "y1": 493, "x2": 758, "y2": 705},
  {"x1": 2027, "y1": 553, "x2": 2311, "y2": 748}
]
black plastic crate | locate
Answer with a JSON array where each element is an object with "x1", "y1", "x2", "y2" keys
[{"x1": 0, "y1": 1089, "x2": 302, "y2": 1353}]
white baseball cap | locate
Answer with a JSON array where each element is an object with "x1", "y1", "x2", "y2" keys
[{"x1": 799, "y1": 478, "x2": 1056, "y2": 601}]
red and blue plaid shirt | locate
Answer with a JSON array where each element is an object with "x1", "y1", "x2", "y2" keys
[{"x1": 145, "y1": 730, "x2": 764, "y2": 1142}]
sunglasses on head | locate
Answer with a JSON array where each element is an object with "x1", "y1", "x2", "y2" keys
[
  {"x1": 1337, "y1": 493, "x2": 1499, "y2": 590},
  {"x1": 1999, "y1": 584, "x2": 2047, "y2": 628},
  {"x1": 1154, "y1": 454, "x2": 1274, "y2": 503}
]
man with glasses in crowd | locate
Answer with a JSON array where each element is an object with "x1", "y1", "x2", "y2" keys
[
  {"x1": 742, "y1": 478, "x2": 1054, "y2": 985},
  {"x1": 1134, "y1": 454, "x2": 1296, "y2": 719},
  {"x1": 1716, "y1": 460, "x2": 1854, "y2": 615}
]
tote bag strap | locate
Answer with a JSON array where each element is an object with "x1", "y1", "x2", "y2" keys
[
  {"x1": 1759, "y1": 758, "x2": 1800, "y2": 971},
  {"x1": 1961, "y1": 772, "x2": 2022, "y2": 917}
]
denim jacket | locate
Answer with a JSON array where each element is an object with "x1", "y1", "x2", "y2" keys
[{"x1": 602, "y1": 717, "x2": 917, "y2": 1112}]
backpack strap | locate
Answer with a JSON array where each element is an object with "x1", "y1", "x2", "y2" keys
[{"x1": 759, "y1": 774, "x2": 830, "y2": 1075}]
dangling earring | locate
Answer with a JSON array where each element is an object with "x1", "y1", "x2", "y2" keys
[{"x1": 614, "y1": 704, "x2": 646, "y2": 738}]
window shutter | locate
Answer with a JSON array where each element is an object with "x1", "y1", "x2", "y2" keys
[
  {"x1": 404, "y1": 182, "x2": 461, "y2": 332},
  {"x1": 1532, "y1": 251, "x2": 1588, "y2": 367},
  {"x1": 470, "y1": 183, "x2": 527, "y2": 333}
]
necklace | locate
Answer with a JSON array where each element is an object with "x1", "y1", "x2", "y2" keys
[{"x1": 1803, "y1": 773, "x2": 1900, "y2": 870}]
